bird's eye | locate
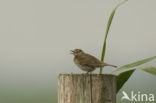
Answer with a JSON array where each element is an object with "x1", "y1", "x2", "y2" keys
[
  {"x1": 74, "y1": 49, "x2": 82, "y2": 53},
  {"x1": 78, "y1": 50, "x2": 81, "y2": 52}
]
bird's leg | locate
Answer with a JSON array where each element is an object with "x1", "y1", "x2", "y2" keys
[
  {"x1": 86, "y1": 72, "x2": 89, "y2": 74},
  {"x1": 86, "y1": 71, "x2": 92, "y2": 74}
]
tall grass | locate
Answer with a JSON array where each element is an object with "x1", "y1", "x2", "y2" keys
[
  {"x1": 100, "y1": 0, "x2": 128, "y2": 74},
  {"x1": 99, "y1": 0, "x2": 156, "y2": 93}
]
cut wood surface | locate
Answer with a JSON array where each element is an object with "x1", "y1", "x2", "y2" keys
[{"x1": 58, "y1": 74, "x2": 116, "y2": 103}]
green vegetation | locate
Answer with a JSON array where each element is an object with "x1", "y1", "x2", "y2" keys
[{"x1": 100, "y1": 0, "x2": 156, "y2": 93}]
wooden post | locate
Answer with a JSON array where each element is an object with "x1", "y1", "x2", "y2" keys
[{"x1": 58, "y1": 74, "x2": 116, "y2": 103}]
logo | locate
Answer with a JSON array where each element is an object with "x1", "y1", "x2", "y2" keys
[{"x1": 121, "y1": 91, "x2": 155, "y2": 102}]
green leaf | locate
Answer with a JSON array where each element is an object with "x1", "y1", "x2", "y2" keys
[
  {"x1": 116, "y1": 66, "x2": 156, "y2": 93},
  {"x1": 139, "y1": 66, "x2": 156, "y2": 76},
  {"x1": 111, "y1": 56, "x2": 156, "y2": 74},
  {"x1": 117, "y1": 69, "x2": 135, "y2": 93},
  {"x1": 99, "y1": 0, "x2": 128, "y2": 74}
]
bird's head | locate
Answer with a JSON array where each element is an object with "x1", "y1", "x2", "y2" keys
[{"x1": 70, "y1": 49, "x2": 83, "y2": 56}]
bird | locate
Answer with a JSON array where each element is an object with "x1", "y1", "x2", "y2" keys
[{"x1": 70, "y1": 49, "x2": 117, "y2": 73}]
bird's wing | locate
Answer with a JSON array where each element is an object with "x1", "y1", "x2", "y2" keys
[{"x1": 78, "y1": 53, "x2": 103, "y2": 68}]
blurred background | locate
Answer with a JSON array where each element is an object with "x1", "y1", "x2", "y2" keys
[{"x1": 0, "y1": 0, "x2": 156, "y2": 103}]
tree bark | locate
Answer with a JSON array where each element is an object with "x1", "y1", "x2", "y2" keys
[{"x1": 58, "y1": 74, "x2": 116, "y2": 103}]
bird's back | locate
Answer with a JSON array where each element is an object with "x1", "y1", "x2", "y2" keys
[{"x1": 74, "y1": 53, "x2": 104, "y2": 68}]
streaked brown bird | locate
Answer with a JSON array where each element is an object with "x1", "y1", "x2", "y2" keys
[{"x1": 71, "y1": 49, "x2": 117, "y2": 73}]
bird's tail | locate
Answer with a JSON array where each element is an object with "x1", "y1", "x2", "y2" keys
[{"x1": 102, "y1": 63, "x2": 117, "y2": 68}]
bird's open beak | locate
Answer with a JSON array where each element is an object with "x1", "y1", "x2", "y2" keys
[{"x1": 70, "y1": 50, "x2": 74, "y2": 54}]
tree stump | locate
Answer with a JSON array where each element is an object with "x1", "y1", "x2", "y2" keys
[{"x1": 58, "y1": 74, "x2": 116, "y2": 103}]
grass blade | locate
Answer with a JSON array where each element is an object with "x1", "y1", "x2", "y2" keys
[
  {"x1": 140, "y1": 66, "x2": 156, "y2": 76},
  {"x1": 99, "y1": 0, "x2": 128, "y2": 74},
  {"x1": 111, "y1": 56, "x2": 156, "y2": 74},
  {"x1": 117, "y1": 69, "x2": 135, "y2": 93},
  {"x1": 117, "y1": 66, "x2": 156, "y2": 93}
]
